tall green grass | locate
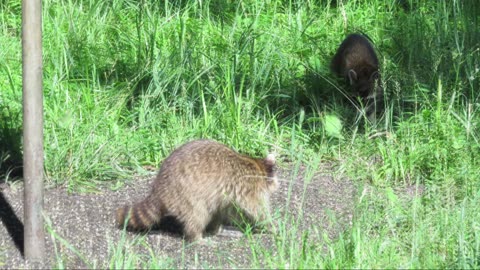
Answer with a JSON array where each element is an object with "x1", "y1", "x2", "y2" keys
[{"x1": 1, "y1": 0, "x2": 479, "y2": 268}]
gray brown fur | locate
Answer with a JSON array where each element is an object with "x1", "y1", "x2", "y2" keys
[
  {"x1": 331, "y1": 33, "x2": 383, "y2": 119},
  {"x1": 116, "y1": 139, "x2": 278, "y2": 242}
]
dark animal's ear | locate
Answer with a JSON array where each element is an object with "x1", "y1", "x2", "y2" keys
[
  {"x1": 370, "y1": 71, "x2": 380, "y2": 80},
  {"x1": 348, "y1": 69, "x2": 357, "y2": 85}
]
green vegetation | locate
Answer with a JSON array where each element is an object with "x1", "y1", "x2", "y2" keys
[{"x1": 1, "y1": 0, "x2": 479, "y2": 268}]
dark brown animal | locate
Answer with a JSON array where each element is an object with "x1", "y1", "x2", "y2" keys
[
  {"x1": 116, "y1": 139, "x2": 278, "y2": 242},
  {"x1": 331, "y1": 33, "x2": 383, "y2": 120}
]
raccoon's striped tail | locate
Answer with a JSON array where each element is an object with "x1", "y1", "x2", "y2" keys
[{"x1": 116, "y1": 196, "x2": 162, "y2": 230}]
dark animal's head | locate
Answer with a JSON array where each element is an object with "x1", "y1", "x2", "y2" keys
[{"x1": 347, "y1": 65, "x2": 382, "y2": 99}]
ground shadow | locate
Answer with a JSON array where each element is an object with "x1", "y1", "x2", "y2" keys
[
  {"x1": 0, "y1": 190, "x2": 24, "y2": 257},
  {"x1": 0, "y1": 105, "x2": 23, "y2": 183},
  {"x1": 150, "y1": 216, "x2": 184, "y2": 237},
  {"x1": 127, "y1": 214, "x2": 256, "y2": 239},
  {"x1": 122, "y1": 215, "x2": 185, "y2": 238}
]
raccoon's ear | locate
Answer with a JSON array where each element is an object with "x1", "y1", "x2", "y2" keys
[
  {"x1": 370, "y1": 71, "x2": 380, "y2": 80},
  {"x1": 348, "y1": 69, "x2": 357, "y2": 85},
  {"x1": 264, "y1": 153, "x2": 276, "y2": 176},
  {"x1": 265, "y1": 153, "x2": 276, "y2": 166}
]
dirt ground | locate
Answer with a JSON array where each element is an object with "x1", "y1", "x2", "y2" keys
[{"x1": 0, "y1": 164, "x2": 357, "y2": 269}]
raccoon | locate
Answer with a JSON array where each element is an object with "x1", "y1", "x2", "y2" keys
[
  {"x1": 116, "y1": 139, "x2": 278, "y2": 242},
  {"x1": 331, "y1": 33, "x2": 384, "y2": 120}
]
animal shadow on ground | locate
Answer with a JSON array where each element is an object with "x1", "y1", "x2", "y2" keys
[
  {"x1": 0, "y1": 191, "x2": 24, "y2": 256},
  {"x1": 126, "y1": 214, "x2": 257, "y2": 239},
  {"x1": 290, "y1": 65, "x2": 358, "y2": 126}
]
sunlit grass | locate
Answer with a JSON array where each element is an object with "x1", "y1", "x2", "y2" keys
[{"x1": 0, "y1": 0, "x2": 479, "y2": 268}]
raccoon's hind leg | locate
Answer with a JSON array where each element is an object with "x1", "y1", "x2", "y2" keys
[
  {"x1": 204, "y1": 211, "x2": 223, "y2": 236},
  {"x1": 178, "y1": 206, "x2": 211, "y2": 242}
]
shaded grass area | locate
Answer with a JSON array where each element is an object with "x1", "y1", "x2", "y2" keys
[{"x1": 0, "y1": 0, "x2": 479, "y2": 268}]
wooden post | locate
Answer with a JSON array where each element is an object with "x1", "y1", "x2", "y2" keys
[{"x1": 22, "y1": 0, "x2": 45, "y2": 262}]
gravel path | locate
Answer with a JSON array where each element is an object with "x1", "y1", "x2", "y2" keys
[{"x1": 0, "y1": 164, "x2": 356, "y2": 269}]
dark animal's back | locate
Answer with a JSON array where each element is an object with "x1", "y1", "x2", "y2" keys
[{"x1": 330, "y1": 33, "x2": 379, "y2": 76}]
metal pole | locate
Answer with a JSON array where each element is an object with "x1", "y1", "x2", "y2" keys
[{"x1": 22, "y1": 0, "x2": 45, "y2": 262}]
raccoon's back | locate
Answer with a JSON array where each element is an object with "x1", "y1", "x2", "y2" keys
[
  {"x1": 152, "y1": 139, "x2": 269, "y2": 198},
  {"x1": 156, "y1": 140, "x2": 246, "y2": 180}
]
